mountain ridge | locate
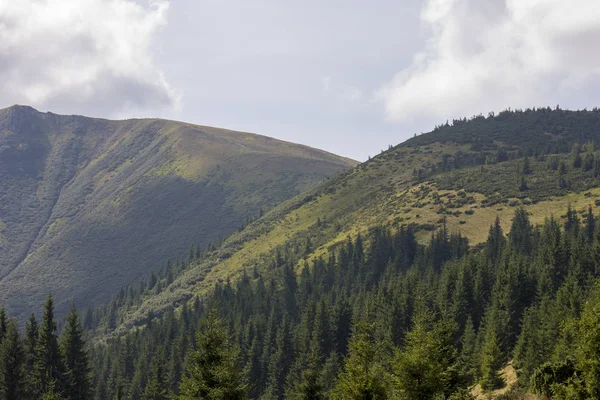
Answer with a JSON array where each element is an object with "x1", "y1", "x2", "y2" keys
[
  {"x1": 0, "y1": 105, "x2": 356, "y2": 320},
  {"x1": 97, "y1": 107, "x2": 600, "y2": 333}
]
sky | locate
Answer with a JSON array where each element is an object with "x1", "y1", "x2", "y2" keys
[{"x1": 1, "y1": 0, "x2": 600, "y2": 161}]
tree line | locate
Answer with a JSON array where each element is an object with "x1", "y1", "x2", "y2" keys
[
  {"x1": 0, "y1": 296, "x2": 92, "y2": 399},
  {"x1": 80, "y1": 205, "x2": 600, "y2": 399}
]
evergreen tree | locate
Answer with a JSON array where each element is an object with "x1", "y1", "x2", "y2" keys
[
  {"x1": 330, "y1": 322, "x2": 390, "y2": 400},
  {"x1": 392, "y1": 310, "x2": 460, "y2": 399},
  {"x1": 576, "y1": 282, "x2": 600, "y2": 398},
  {"x1": 486, "y1": 216, "x2": 504, "y2": 263},
  {"x1": 509, "y1": 207, "x2": 533, "y2": 255},
  {"x1": 285, "y1": 342, "x2": 324, "y2": 400},
  {"x1": 143, "y1": 356, "x2": 169, "y2": 400},
  {"x1": 61, "y1": 303, "x2": 92, "y2": 400},
  {"x1": 0, "y1": 320, "x2": 26, "y2": 400},
  {"x1": 179, "y1": 309, "x2": 247, "y2": 399},
  {"x1": 0, "y1": 308, "x2": 6, "y2": 345},
  {"x1": 34, "y1": 294, "x2": 66, "y2": 397},
  {"x1": 459, "y1": 316, "x2": 477, "y2": 383},
  {"x1": 479, "y1": 330, "x2": 503, "y2": 391}
]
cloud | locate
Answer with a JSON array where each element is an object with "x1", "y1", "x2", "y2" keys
[
  {"x1": 0, "y1": 0, "x2": 178, "y2": 117},
  {"x1": 343, "y1": 87, "x2": 362, "y2": 102},
  {"x1": 378, "y1": 0, "x2": 600, "y2": 123},
  {"x1": 321, "y1": 76, "x2": 331, "y2": 94}
]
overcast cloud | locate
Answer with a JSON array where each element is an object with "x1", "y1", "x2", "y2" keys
[
  {"x1": 0, "y1": 1, "x2": 599, "y2": 160},
  {"x1": 379, "y1": 0, "x2": 600, "y2": 123},
  {"x1": 0, "y1": 0, "x2": 178, "y2": 117}
]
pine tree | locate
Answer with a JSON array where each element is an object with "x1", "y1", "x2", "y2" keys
[
  {"x1": 330, "y1": 322, "x2": 390, "y2": 400},
  {"x1": 392, "y1": 310, "x2": 460, "y2": 399},
  {"x1": 509, "y1": 207, "x2": 533, "y2": 255},
  {"x1": 61, "y1": 303, "x2": 92, "y2": 400},
  {"x1": 576, "y1": 282, "x2": 600, "y2": 398},
  {"x1": 479, "y1": 330, "x2": 503, "y2": 391},
  {"x1": 523, "y1": 156, "x2": 531, "y2": 174},
  {"x1": 143, "y1": 356, "x2": 169, "y2": 400},
  {"x1": 34, "y1": 294, "x2": 66, "y2": 397},
  {"x1": 0, "y1": 320, "x2": 26, "y2": 400},
  {"x1": 179, "y1": 309, "x2": 247, "y2": 399},
  {"x1": 285, "y1": 342, "x2": 324, "y2": 400},
  {"x1": 460, "y1": 316, "x2": 477, "y2": 383},
  {"x1": 0, "y1": 308, "x2": 6, "y2": 345},
  {"x1": 486, "y1": 216, "x2": 504, "y2": 263}
]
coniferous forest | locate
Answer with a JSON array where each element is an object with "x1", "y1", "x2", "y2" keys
[{"x1": 3, "y1": 205, "x2": 600, "y2": 399}]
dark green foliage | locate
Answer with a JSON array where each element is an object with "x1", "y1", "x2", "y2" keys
[
  {"x1": 61, "y1": 303, "x2": 92, "y2": 400},
  {"x1": 576, "y1": 282, "x2": 600, "y2": 398},
  {"x1": 330, "y1": 322, "x2": 390, "y2": 400},
  {"x1": 0, "y1": 309, "x2": 6, "y2": 345},
  {"x1": 84, "y1": 203, "x2": 600, "y2": 398},
  {"x1": 143, "y1": 356, "x2": 169, "y2": 400},
  {"x1": 392, "y1": 310, "x2": 461, "y2": 399},
  {"x1": 34, "y1": 295, "x2": 66, "y2": 397},
  {"x1": 179, "y1": 310, "x2": 248, "y2": 399},
  {"x1": 479, "y1": 330, "x2": 504, "y2": 391},
  {"x1": 0, "y1": 297, "x2": 92, "y2": 400},
  {"x1": 0, "y1": 320, "x2": 26, "y2": 399}
]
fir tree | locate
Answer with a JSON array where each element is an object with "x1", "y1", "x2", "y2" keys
[
  {"x1": 61, "y1": 303, "x2": 92, "y2": 400},
  {"x1": 143, "y1": 356, "x2": 169, "y2": 400},
  {"x1": 392, "y1": 310, "x2": 460, "y2": 399},
  {"x1": 576, "y1": 282, "x2": 600, "y2": 398},
  {"x1": 285, "y1": 342, "x2": 324, "y2": 400},
  {"x1": 479, "y1": 330, "x2": 503, "y2": 391},
  {"x1": 330, "y1": 322, "x2": 390, "y2": 400},
  {"x1": 0, "y1": 308, "x2": 6, "y2": 345},
  {"x1": 179, "y1": 309, "x2": 247, "y2": 399},
  {"x1": 0, "y1": 320, "x2": 26, "y2": 400},
  {"x1": 34, "y1": 294, "x2": 66, "y2": 397}
]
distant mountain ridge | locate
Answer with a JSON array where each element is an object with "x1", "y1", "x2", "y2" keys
[
  {"x1": 99, "y1": 107, "x2": 600, "y2": 332},
  {"x1": 0, "y1": 105, "x2": 356, "y2": 319}
]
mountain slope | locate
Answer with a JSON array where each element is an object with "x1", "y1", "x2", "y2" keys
[
  {"x1": 105, "y1": 107, "x2": 600, "y2": 330},
  {"x1": 0, "y1": 105, "x2": 356, "y2": 319}
]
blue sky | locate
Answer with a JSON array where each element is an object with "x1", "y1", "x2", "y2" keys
[{"x1": 1, "y1": 0, "x2": 600, "y2": 160}]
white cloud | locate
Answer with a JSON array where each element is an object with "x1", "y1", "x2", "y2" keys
[
  {"x1": 343, "y1": 87, "x2": 362, "y2": 102},
  {"x1": 0, "y1": 0, "x2": 178, "y2": 117},
  {"x1": 378, "y1": 0, "x2": 600, "y2": 123},
  {"x1": 321, "y1": 76, "x2": 331, "y2": 94}
]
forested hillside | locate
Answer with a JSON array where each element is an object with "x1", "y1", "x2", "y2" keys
[
  {"x1": 93, "y1": 206, "x2": 600, "y2": 399},
  {"x1": 3, "y1": 107, "x2": 600, "y2": 399},
  {"x1": 100, "y1": 107, "x2": 600, "y2": 334},
  {"x1": 0, "y1": 105, "x2": 355, "y2": 320}
]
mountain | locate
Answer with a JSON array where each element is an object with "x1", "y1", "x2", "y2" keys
[
  {"x1": 4, "y1": 106, "x2": 600, "y2": 399},
  {"x1": 104, "y1": 107, "x2": 600, "y2": 330},
  {"x1": 0, "y1": 105, "x2": 356, "y2": 319},
  {"x1": 80, "y1": 107, "x2": 600, "y2": 399}
]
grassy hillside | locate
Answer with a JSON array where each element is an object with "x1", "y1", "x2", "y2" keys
[
  {"x1": 101, "y1": 107, "x2": 600, "y2": 332},
  {"x1": 0, "y1": 105, "x2": 356, "y2": 320}
]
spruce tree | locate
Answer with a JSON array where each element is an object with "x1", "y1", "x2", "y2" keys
[
  {"x1": 285, "y1": 342, "x2": 324, "y2": 400},
  {"x1": 143, "y1": 356, "x2": 169, "y2": 400},
  {"x1": 0, "y1": 308, "x2": 6, "y2": 345},
  {"x1": 61, "y1": 303, "x2": 92, "y2": 400},
  {"x1": 576, "y1": 282, "x2": 600, "y2": 398},
  {"x1": 0, "y1": 320, "x2": 26, "y2": 400},
  {"x1": 479, "y1": 330, "x2": 503, "y2": 391},
  {"x1": 330, "y1": 322, "x2": 389, "y2": 400},
  {"x1": 179, "y1": 309, "x2": 247, "y2": 399},
  {"x1": 34, "y1": 294, "x2": 65, "y2": 397},
  {"x1": 392, "y1": 310, "x2": 460, "y2": 399}
]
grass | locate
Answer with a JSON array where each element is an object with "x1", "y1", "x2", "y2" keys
[
  {"x1": 0, "y1": 105, "x2": 355, "y2": 321},
  {"x1": 107, "y1": 109, "x2": 600, "y2": 331}
]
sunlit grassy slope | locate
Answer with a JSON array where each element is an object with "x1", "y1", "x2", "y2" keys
[
  {"x1": 109, "y1": 108, "x2": 600, "y2": 332},
  {"x1": 0, "y1": 105, "x2": 356, "y2": 320}
]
